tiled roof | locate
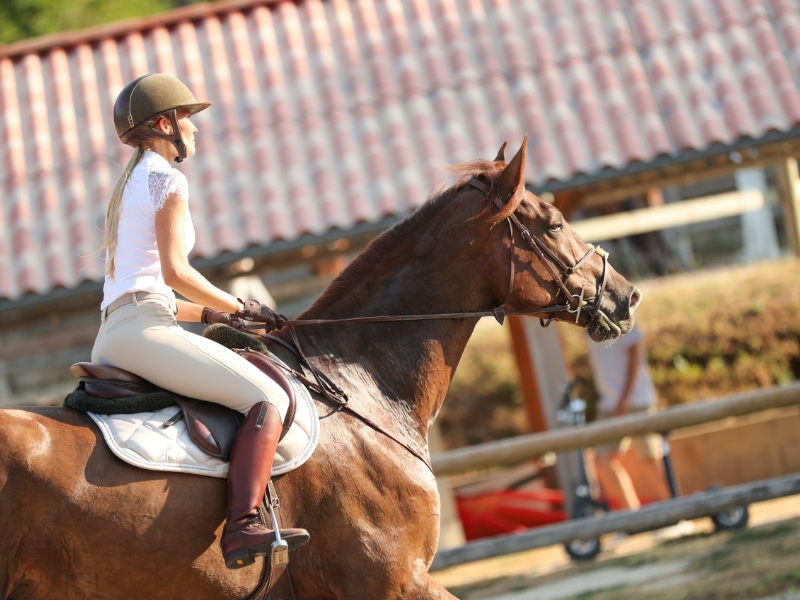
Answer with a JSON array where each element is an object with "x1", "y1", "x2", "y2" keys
[{"x1": 2, "y1": 0, "x2": 800, "y2": 300}]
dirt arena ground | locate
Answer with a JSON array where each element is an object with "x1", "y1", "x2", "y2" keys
[{"x1": 432, "y1": 494, "x2": 800, "y2": 600}]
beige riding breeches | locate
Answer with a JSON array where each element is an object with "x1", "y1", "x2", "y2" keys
[{"x1": 91, "y1": 295, "x2": 289, "y2": 418}]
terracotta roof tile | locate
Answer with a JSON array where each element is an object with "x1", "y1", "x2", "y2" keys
[{"x1": 1, "y1": 0, "x2": 800, "y2": 300}]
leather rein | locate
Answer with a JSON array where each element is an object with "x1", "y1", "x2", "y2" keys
[{"x1": 244, "y1": 178, "x2": 612, "y2": 472}]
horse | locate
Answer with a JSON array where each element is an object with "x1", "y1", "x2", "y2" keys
[{"x1": 0, "y1": 140, "x2": 640, "y2": 600}]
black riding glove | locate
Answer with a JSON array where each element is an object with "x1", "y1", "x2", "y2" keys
[
  {"x1": 201, "y1": 307, "x2": 248, "y2": 331},
  {"x1": 234, "y1": 298, "x2": 287, "y2": 332}
]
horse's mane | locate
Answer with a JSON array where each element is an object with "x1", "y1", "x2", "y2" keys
[{"x1": 301, "y1": 158, "x2": 523, "y2": 319}]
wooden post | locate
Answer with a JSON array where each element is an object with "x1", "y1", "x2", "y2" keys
[
  {"x1": 660, "y1": 186, "x2": 694, "y2": 270},
  {"x1": 735, "y1": 168, "x2": 780, "y2": 262},
  {"x1": 774, "y1": 157, "x2": 800, "y2": 256},
  {"x1": 507, "y1": 316, "x2": 580, "y2": 509},
  {"x1": 507, "y1": 317, "x2": 549, "y2": 433}
]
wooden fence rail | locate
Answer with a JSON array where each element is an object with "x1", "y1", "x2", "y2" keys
[
  {"x1": 572, "y1": 189, "x2": 767, "y2": 242},
  {"x1": 432, "y1": 382, "x2": 800, "y2": 476},
  {"x1": 431, "y1": 472, "x2": 800, "y2": 570}
]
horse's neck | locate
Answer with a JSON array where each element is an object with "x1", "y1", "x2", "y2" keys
[{"x1": 294, "y1": 233, "x2": 488, "y2": 442}]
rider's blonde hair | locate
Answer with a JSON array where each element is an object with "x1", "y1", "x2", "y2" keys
[{"x1": 99, "y1": 146, "x2": 145, "y2": 279}]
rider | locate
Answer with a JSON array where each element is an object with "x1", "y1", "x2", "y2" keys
[{"x1": 92, "y1": 73, "x2": 309, "y2": 569}]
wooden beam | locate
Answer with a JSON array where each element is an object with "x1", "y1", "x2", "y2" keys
[
  {"x1": 507, "y1": 317, "x2": 578, "y2": 493},
  {"x1": 507, "y1": 317, "x2": 549, "y2": 434},
  {"x1": 0, "y1": 322, "x2": 100, "y2": 361},
  {"x1": 431, "y1": 382, "x2": 800, "y2": 476},
  {"x1": 570, "y1": 190, "x2": 767, "y2": 243},
  {"x1": 508, "y1": 317, "x2": 561, "y2": 489},
  {"x1": 431, "y1": 472, "x2": 800, "y2": 569},
  {"x1": 774, "y1": 158, "x2": 800, "y2": 256},
  {"x1": 580, "y1": 151, "x2": 800, "y2": 208},
  {"x1": 0, "y1": 218, "x2": 397, "y2": 323}
]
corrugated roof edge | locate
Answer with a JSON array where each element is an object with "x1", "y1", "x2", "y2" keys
[
  {"x1": 530, "y1": 126, "x2": 800, "y2": 194},
  {"x1": 0, "y1": 216, "x2": 400, "y2": 317},
  {"x1": 0, "y1": 0, "x2": 281, "y2": 60}
]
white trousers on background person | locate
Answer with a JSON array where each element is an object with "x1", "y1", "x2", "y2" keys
[{"x1": 91, "y1": 295, "x2": 289, "y2": 418}]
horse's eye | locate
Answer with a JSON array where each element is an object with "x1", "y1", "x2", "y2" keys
[{"x1": 549, "y1": 223, "x2": 563, "y2": 233}]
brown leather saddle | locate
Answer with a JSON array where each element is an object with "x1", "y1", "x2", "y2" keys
[{"x1": 70, "y1": 349, "x2": 296, "y2": 460}]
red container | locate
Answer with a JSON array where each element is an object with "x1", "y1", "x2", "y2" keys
[{"x1": 455, "y1": 488, "x2": 568, "y2": 541}]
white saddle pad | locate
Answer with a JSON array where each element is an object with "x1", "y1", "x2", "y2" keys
[{"x1": 88, "y1": 367, "x2": 320, "y2": 479}]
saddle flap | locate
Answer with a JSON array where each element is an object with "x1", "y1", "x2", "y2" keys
[
  {"x1": 174, "y1": 397, "x2": 244, "y2": 459},
  {"x1": 239, "y1": 349, "x2": 297, "y2": 441},
  {"x1": 70, "y1": 363, "x2": 160, "y2": 399},
  {"x1": 70, "y1": 356, "x2": 297, "y2": 460}
]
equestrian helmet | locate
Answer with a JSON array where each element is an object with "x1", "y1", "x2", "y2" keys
[{"x1": 113, "y1": 73, "x2": 211, "y2": 162}]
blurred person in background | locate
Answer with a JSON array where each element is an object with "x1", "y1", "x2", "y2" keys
[{"x1": 587, "y1": 323, "x2": 670, "y2": 509}]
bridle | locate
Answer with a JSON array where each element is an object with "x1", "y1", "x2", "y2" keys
[
  {"x1": 243, "y1": 176, "x2": 615, "y2": 472},
  {"x1": 465, "y1": 178, "x2": 610, "y2": 330},
  {"x1": 260, "y1": 178, "x2": 611, "y2": 333}
]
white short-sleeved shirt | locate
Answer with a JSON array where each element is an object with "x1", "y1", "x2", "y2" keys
[
  {"x1": 586, "y1": 323, "x2": 658, "y2": 412},
  {"x1": 101, "y1": 151, "x2": 195, "y2": 309}
]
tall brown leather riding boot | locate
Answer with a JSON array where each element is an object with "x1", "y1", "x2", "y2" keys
[{"x1": 221, "y1": 401, "x2": 310, "y2": 569}]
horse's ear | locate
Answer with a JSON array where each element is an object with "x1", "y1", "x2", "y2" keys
[
  {"x1": 494, "y1": 142, "x2": 507, "y2": 163},
  {"x1": 494, "y1": 135, "x2": 527, "y2": 199}
]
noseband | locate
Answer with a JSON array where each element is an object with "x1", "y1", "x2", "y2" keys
[{"x1": 466, "y1": 178, "x2": 610, "y2": 330}]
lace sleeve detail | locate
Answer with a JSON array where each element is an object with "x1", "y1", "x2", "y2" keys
[{"x1": 149, "y1": 170, "x2": 188, "y2": 212}]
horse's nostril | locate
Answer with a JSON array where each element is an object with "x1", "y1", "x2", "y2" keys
[{"x1": 629, "y1": 287, "x2": 642, "y2": 312}]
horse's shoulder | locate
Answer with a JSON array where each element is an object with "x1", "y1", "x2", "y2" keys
[{"x1": 0, "y1": 407, "x2": 95, "y2": 467}]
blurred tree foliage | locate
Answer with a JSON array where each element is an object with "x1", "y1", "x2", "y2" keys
[{"x1": 0, "y1": 0, "x2": 207, "y2": 46}]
